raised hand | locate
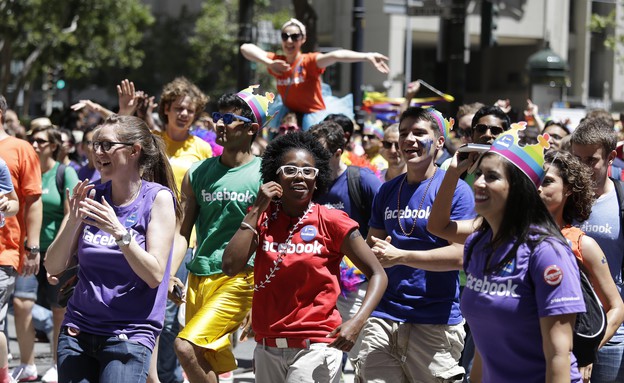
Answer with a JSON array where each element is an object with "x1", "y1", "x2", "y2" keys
[
  {"x1": 117, "y1": 79, "x2": 139, "y2": 116},
  {"x1": 79, "y1": 196, "x2": 125, "y2": 237},
  {"x1": 367, "y1": 53, "x2": 390, "y2": 74},
  {"x1": 254, "y1": 182, "x2": 283, "y2": 213},
  {"x1": 67, "y1": 180, "x2": 95, "y2": 226}
]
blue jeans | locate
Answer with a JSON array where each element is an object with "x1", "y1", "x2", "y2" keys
[
  {"x1": 58, "y1": 328, "x2": 152, "y2": 383},
  {"x1": 157, "y1": 248, "x2": 192, "y2": 383},
  {"x1": 591, "y1": 332, "x2": 624, "y2": 383}
]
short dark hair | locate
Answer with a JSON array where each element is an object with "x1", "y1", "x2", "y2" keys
[
  {"x1": 216, "y1": 93, "x2": 258, "y2": 142},
  {"x1": 544, "y1": 120, "x2": 571, "y2": 135},
  {"x1": 309, "y1": 121, "x2": 346, "y2": 154},
  {"x1": 399, "y1": 107, "x2": 441, "y2": 138},
  {"x1": 570, "y1": 117, "x2": 617, "y2": 157},
  {"x1": 261, "y1": 131, "x2": 331, "y2": 198},
  {"x1": 471, "y1": 106, "x2": 511, "y2": 130},
  {"x1": 324, "y1": 114, "x2": 354, "y2": 137}
]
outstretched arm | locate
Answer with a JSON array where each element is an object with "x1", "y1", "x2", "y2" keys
[
  {"x1": 240, "y1": 43, "x2": 290, "y2": 75},
  {"x1": 316, "y1": 49, "x2": 389, "y2": 73}
]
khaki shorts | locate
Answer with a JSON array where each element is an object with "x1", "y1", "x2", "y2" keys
[
  {"x1": 354, "y1": 317, "x2": 466, "y2": 383},
  {"x1": 254, "y1": 342, "x2": 342, "y2": 383},
  {"x1": 177, "y1": 267, "x2": 253, "y2": 374}
]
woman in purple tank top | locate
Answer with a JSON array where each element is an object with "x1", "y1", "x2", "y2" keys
[{"x1": 45, "y1": 115, "x2": 180, "y2": 383}]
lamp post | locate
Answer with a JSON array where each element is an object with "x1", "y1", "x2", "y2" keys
[{"x1": 526, "y1": 44, "x2": 570, "y2": 116}]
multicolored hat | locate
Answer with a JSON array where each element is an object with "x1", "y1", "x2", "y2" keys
[
  {"x1": 236, "y1": 85, "x2": 276, "y2": 127},
  {"x1": 490, "y1": 122, "x2": 550, "y2": 188},
  {"x1": 363, "y1": 120, "x2": 384, "y2": 140},
  {"x1": 425, "y1": 107, "x2": 454, "y2": 142}
]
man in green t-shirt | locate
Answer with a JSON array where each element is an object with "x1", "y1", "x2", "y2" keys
[{"x1": 173, "y1": 86, "x2": 274, "y2": 383}]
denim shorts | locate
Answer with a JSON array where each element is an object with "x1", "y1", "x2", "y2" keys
[
  {"x1": 0, "y1": 265, "x2": 17, "y2": 326},
  {"x1": 58, "y1": 327, "x2": 152, "y2": 383},
  {"x1": 13, "y1": 251, "x2": 69, "y2": 308}
]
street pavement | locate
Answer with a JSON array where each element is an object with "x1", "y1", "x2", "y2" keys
[{"x1": 7, "y1": 313, "x2": 355, "y2": 382}]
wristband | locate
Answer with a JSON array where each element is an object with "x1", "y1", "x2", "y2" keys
[{"x1": 240, "y1": 221, "x2": 258, "y2": 237}]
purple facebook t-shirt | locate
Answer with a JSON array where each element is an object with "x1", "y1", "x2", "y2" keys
[
  {"x1": 461, "y1": 229, "x2": 584, "y2": 383},
  {"x1": 63, "y1": 180, "x2": 174, "y2": 350}
]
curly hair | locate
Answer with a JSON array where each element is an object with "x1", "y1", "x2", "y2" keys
[
  {"x1": 544, "y1": 150, "x2": 595, "y2": 223},
  {"x1": 261, "y1": 131, "x2": 331, "y2": 198},
  {"x1": 158, "y1": 77, "x2": 208, "y2": 126}
]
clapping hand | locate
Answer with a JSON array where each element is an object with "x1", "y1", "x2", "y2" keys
[{"x1": 268, "y1": 59, "x2": 290, "y2": 75}]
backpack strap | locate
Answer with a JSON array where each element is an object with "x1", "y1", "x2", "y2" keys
[
  {"x1": 610, "y1": 177, "x2": 624, "y2": 276},
  {"x1": 56, "y1": 163, "x2": 67, "y2": 203},
  {"x1": 346, "y1": 166, "x2": 370, "y2": 229}
]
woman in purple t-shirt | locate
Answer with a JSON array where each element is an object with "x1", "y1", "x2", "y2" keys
[{"x1": 45, "y1": 115, "x2": 179, "y2": 383}]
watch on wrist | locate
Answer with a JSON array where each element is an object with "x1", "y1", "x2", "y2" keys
[
  {"x1": 25, "y1": 245, "x2": 40, "y2": 258},
  {"x1": 115, "y1": 230, "x2": 132, "y2": 247}
]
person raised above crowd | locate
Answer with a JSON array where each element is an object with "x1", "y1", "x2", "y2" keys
[
  {"x1": 222, "y1": 131, "x2": 387, "y2": 383},
  {"x1": 241, "y1": 18, "x2": 388, "y2": 130}
]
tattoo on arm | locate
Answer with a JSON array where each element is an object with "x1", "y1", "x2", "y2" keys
[{"x1": 349, "y1": 230, "x2": 362, "y2": 240}]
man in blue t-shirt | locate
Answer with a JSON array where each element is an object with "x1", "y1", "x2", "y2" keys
[
  {"x1": 571, "y1": 118, "x2": 624, "y2": 383},
  {"x1": 310, "y1": 121, "x2": 382, "y2": 362},
  {"x1": 356, "y1": 107, "x2": 475, "y2": 382}
]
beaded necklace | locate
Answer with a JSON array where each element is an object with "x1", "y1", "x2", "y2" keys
[
  {"x1": 397, "y1": 167, "x2": 438, "y2": 236},
  {"x1": 254, "y1": 201, "x2": 315, "y2": 291}
]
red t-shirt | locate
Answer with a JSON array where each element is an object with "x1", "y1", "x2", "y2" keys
[
  {"x1": 267, "y1": 52, "x2": 326, "y2": 113},
  {"x1": 253, "y1": 202, "x2": 358, "y2": 343},
  {"x1": 0, "y1": 136, "x2": 42, "y2": 270}
]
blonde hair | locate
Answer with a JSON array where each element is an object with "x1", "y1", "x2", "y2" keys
[{"x1": 281, "y1": 18, "x2": 306, "y2": 36}]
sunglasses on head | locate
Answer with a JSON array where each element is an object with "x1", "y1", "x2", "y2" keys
[
  {"x1": 474, "y1": 124, "x2": 504, "y2": 136},
  {"x1": 281, "y1": 32, "x2": 302, "y2": 42},
  {"x1": 382, "y1": 141, "x2": 399, "y2": 150},
  {"x1": 212, "y1": 112, "x2": 252, "y2": 125},
  {"x1": 92, "y1": 141, "x2": 133, "y2": 152},
  {"x1": 276, "y1": 165, "x2": 319, "y2": 179},
  {"x1": 29, "y1": 138, "x2": 49, "y2": 145}
]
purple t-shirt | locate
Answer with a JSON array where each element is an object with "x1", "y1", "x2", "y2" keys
[
  {"x1": 461, "y1": 230, "x2": 584, "y2": 383},
  {"x1": 63, "y1": 180, "x2": 174, "y2": 350}
]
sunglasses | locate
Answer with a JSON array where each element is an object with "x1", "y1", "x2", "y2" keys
[
  {"x1": 92, "y1": 141, "x2": 133, "y2": 152},
  {"x1": 281, "y1": 32, "x2": 303, "y2": 42},
  {"x1": 29, "y1": 138, "x2": 49, "y2": 145},
  {"x1": 279, "y1": 125, "x2": 299, "y2": 133},
  {"x1": 382, "y1": 141, "x2": 399, "y2": 150},
  {"x1": 363, "y1": 134, "x2": 380, "y2": 140},
  {"x1": 276, "y1": 165, "x2": 319, "y2": 179},
  {"x1": 212, "y1": 112, "x2": 252, "y2": 125},
  {"x1": 474, "y1": 124, "x2": 504, "y2": 136}
]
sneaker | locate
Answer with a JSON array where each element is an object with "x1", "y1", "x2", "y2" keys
[
  {"x1": 11, "y1": 364, "x2": 38, "y2": 382},
  {"x1": 41, "y1": 365, "x2": 57, "y2": 383},
  {"x1": 218, "y1": 371, "x2": 234, "y2": 383}
]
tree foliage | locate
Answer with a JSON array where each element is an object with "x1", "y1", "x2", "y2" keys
[
  {"x1": 590, "y1": 1, "x2": 624, "y2": 64},
  {"x1": 0, "y1": 0, "x2": 153, "y2": 108}
]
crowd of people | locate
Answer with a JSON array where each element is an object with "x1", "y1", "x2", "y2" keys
[{"x1": 1, "y1": 16, "x2": 624, "y2": 383}]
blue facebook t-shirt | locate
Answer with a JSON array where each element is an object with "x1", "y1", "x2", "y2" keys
[
  {"x1": 314, "y1": 166, "x2": 381, "y2": 238},
  {"x1": 369, "y1": 168, "x2": 475, "y2": 324}
]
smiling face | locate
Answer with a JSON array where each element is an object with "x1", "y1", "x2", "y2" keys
[
  {"x1": 398, "y1": 117, "x2": 442, "y2": 169},
  {"x1": 164, "y1": 95, "x2": 196, "y2": 134},
  {"x1": 538, "y1": 164, "x2": 569, "y2": 218},
  {"x1": 92, "y1": 124, "x2": 136, "y2": 180},
  {"x1": 281, "y1": 24, "x2": 305, "y2": 57},
  {"x1": 471, "y1": 114, "x2": 506, "y2": 145},
  {"x1": 473, "y1": 154, "x2": 510, "y2": 222},
  {"x1": 278, "y1": 149, "x2": 317, "y2": 206}
]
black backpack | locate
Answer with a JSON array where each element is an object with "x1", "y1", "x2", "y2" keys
[
  {"x1": 611, "y1": 178, "x2": 624, "y2": 276},
  {"x1": 55, "y1": 163, "x2": 67, "y2": 202},
  {"x1": 573, "y1": 262, "x2": 607, "y2": 366},
  {"x1": 346, "y1": 166, "x2": 371, "y2": 237}
]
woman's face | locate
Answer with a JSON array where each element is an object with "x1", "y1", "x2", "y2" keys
[
  {"x1": 538, "y1": 164, "x2": 568, "y2": 216},
  {"x1": 92, "y1": 125, "x2": 135, "y2": 180},
  {"x1": 473, "y1": 155, "x2": 510, "y2": 220},
  {"x1": 277, "y1": 149, "x2": 317, "y2": 205},
  {"x1": 380, "y1": 130, "x2": 403, "y2": 166},
  {"x1": 281, "y1": 25, "x2": 305, "y2": 56},
  {"x1": 30, "y1": 131, "x2": 55, "y2": 160}
]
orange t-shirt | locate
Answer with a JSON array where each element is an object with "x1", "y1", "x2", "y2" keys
[
  {"x1": 0, "y1": 136, "x2": 42, "y2": 271},
  {"x1": 267, "y1": 52, "x2": 326, "y2": 113}
]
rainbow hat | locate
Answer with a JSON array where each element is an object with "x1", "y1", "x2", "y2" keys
[
  {"x1": 490, "y1": 122, "x2": 550, "y2": 187},
  {"x1": 425, "y1": 107, "x2": 454, "y2": 141},
  {"x1": 363, "y1": 120, "x2": 384, "y2": 140},
  {"x1": 237, "y1": 85, "x2": 276, "y2": 127}
]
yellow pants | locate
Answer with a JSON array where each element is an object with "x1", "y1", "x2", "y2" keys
[{"x1": 178, "y1": 268, "x2": 253, "y2": 373}]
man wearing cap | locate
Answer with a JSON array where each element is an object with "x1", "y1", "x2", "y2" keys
[
  {"x1": 173, "y1": 87, "x2": 272, "y2": 383},
  {"x1": 356, "y1": 107, "x2": 475, "y2": 382}
]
